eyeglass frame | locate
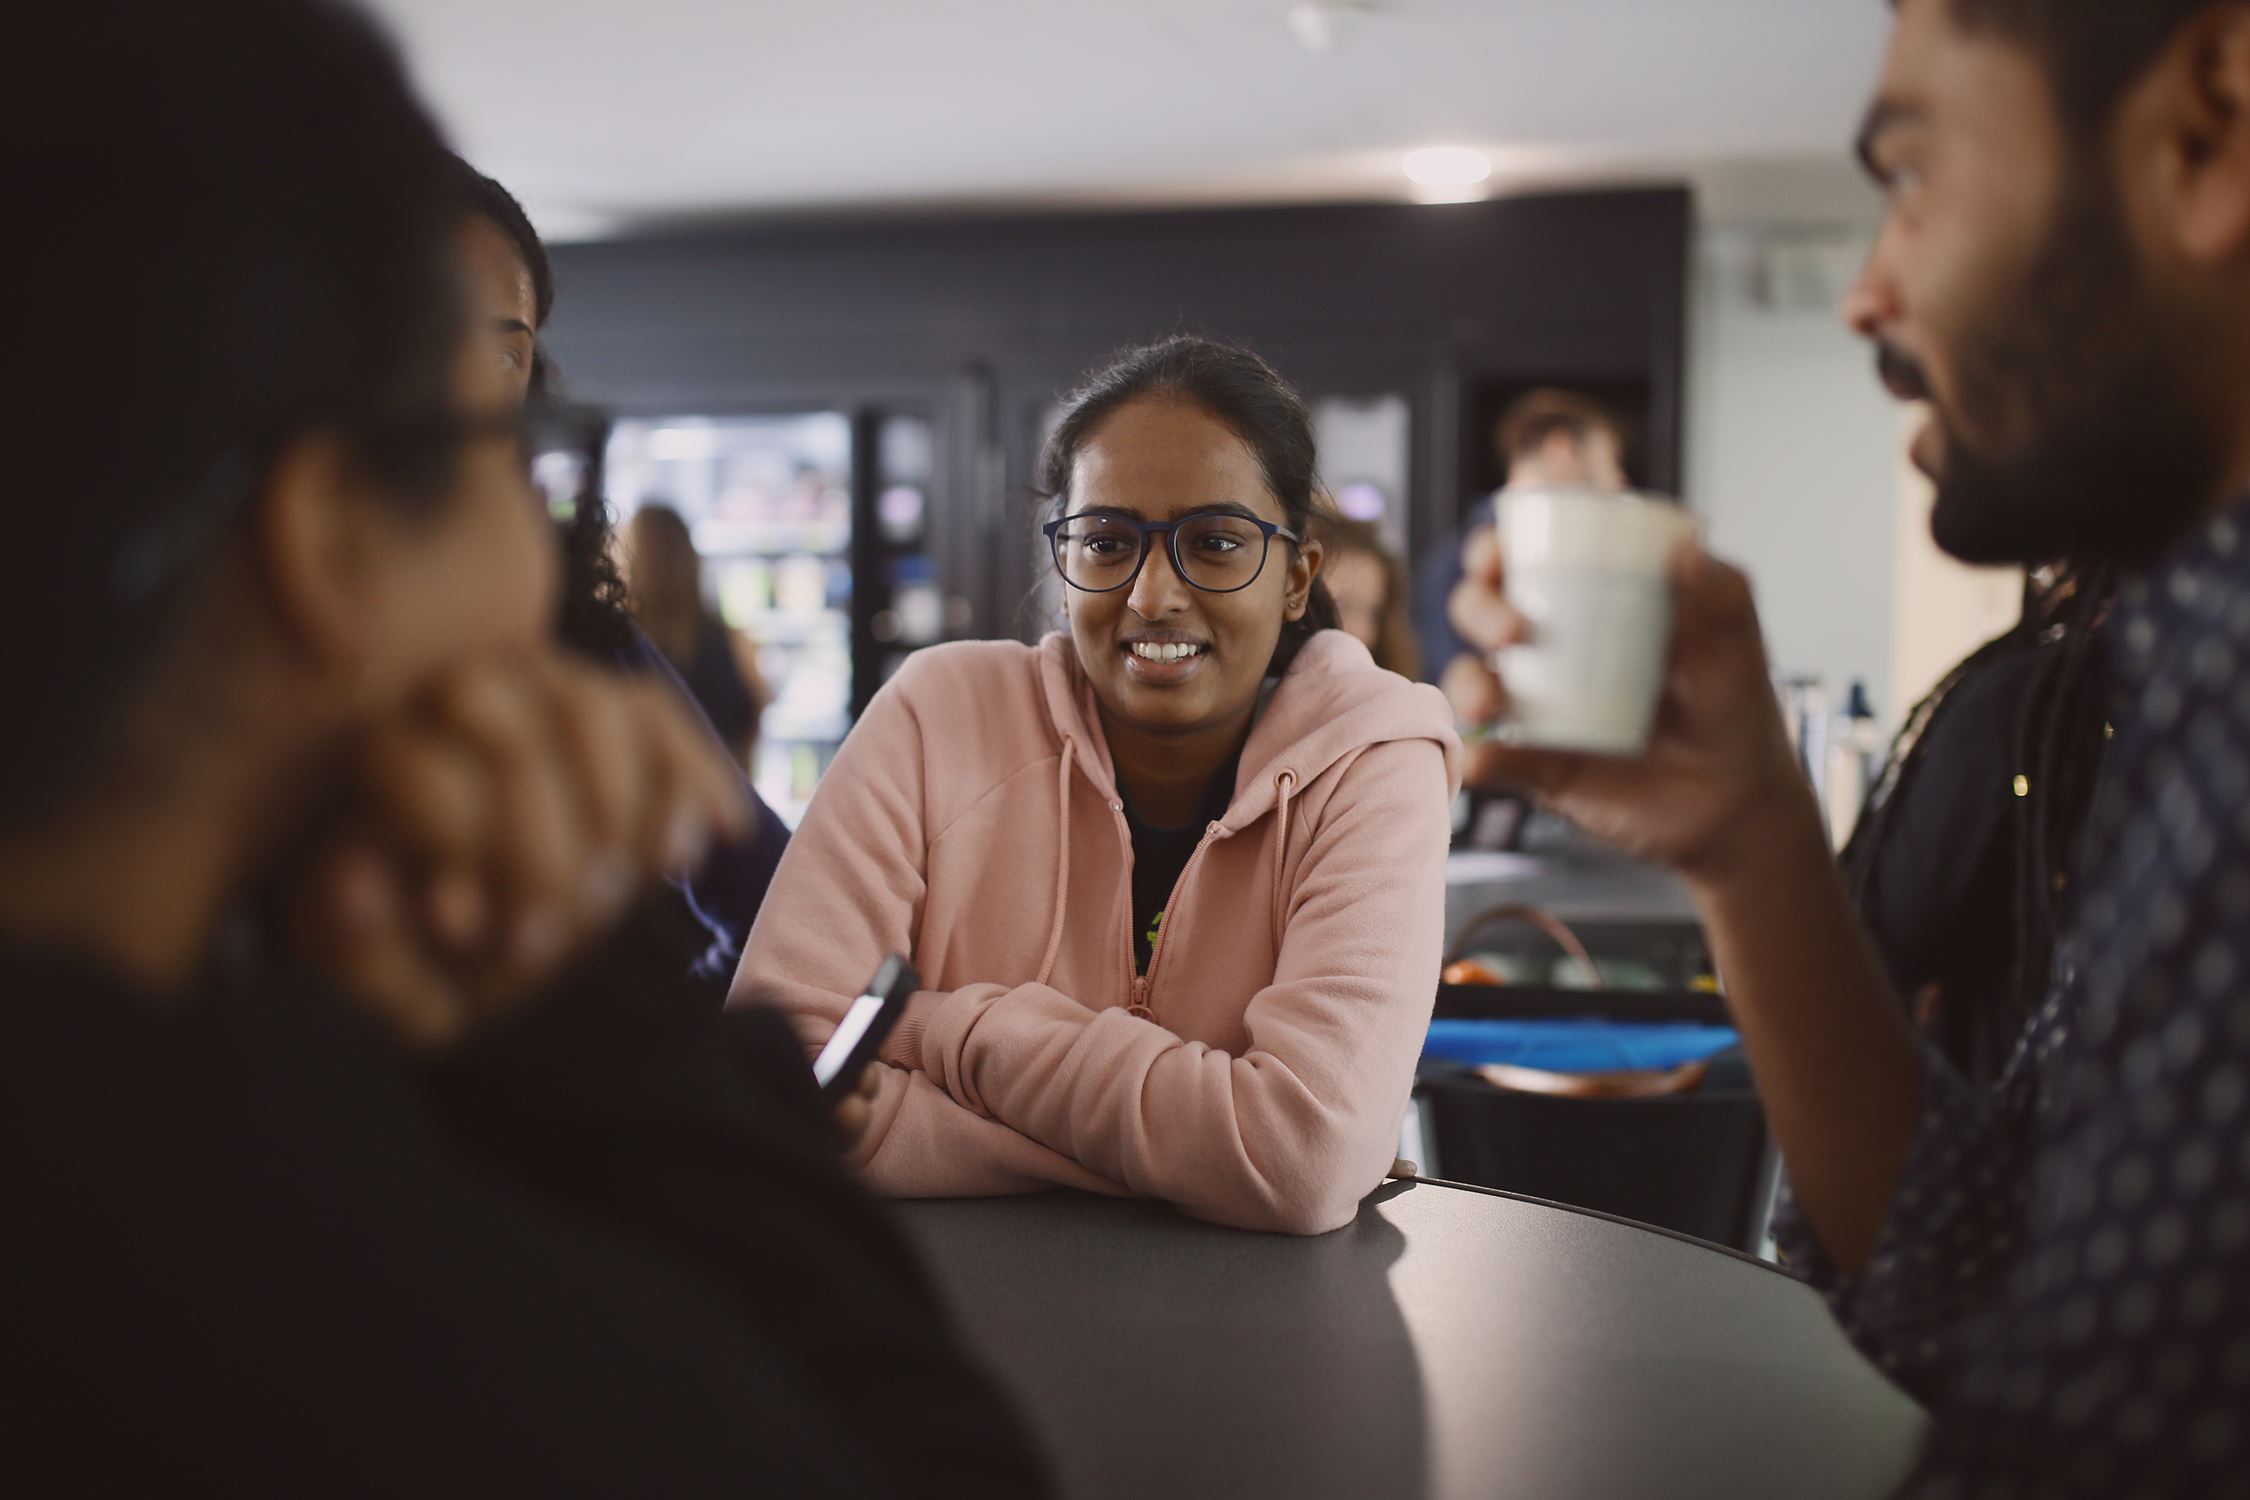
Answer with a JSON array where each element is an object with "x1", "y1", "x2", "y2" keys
[{"x1": 1041, "y1": 507, "x2": 1305, "y2": 596}]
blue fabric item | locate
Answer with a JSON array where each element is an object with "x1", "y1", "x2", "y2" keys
[
  {"x1": 609, "y1": 624, "x2": 790, "y2": 983},
  {"x1": 1422, "y1": 1018, "x2": 1740, "y2": 1074}
]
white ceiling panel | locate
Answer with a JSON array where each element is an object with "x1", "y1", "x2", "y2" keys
[{"x1": 362, "y1": 0, "x2": 1893, "y2": 238}]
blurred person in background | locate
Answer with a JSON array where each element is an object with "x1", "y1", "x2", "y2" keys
[
  {"x1": 1424, "y1": 391, "x2": 1629, "y2": 851},
  {"x1": 1445, "y1": 0, "x2": 2250, "y2": 1489},
  {"x1": 448, "y1": 155, "x2": 786, "y2": 976},
  {"x1": 0, "y1": 3, "x2": 1049, "y2": 1493},
  {"x1": 738, "y1": 337, "x2": 1460, "y2": 1236},
  {"x1": 1317, "y1": 515, "x2": 1421, "y2": 679},
  {"x1": 623, "y1": 502, "x2": 770, "y2": 772},
  {"x1": 1417, "y1": 389, "x2": 1627, "y2": 708}
]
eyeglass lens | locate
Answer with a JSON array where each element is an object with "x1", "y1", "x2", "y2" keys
[{"x1": 1052, "y1": 514, "x2": 1270, "y2": 593}]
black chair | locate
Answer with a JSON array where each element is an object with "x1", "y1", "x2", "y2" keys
[{"x1": 1416, "y1": 980, "x2": 1777, "y2": 1254}]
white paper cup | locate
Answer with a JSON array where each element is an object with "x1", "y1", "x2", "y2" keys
[{"x1": 1494, "y1": 488, "x2": 1699, "y2": 757}]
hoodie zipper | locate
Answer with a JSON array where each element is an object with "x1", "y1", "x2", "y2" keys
[
  {"x1": 1098, "y1": 796, "x2": 1224, "y2": 1020},
  {"x1": 1140, "y1": 824, "x2": 1225, "y2": 1009},
  {"x1": 1103, "y1": 800, "x2": 1149, "y2": 1015},
  {"x1": 1105, "y1": 797, "x2": 1224, "y2": 1021}
]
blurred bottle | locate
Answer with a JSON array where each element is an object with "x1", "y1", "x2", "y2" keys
[
  {"x1": 1824, "y1": 680, "x2": 1884, "y2": 852},
  {"x1": 1778, "y1": 676, "x2": 1830, "y2": 796}
]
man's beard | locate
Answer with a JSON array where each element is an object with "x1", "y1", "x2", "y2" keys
[{"x1": 1909, "y1": 166, "x2": 2225, "y2": 569}]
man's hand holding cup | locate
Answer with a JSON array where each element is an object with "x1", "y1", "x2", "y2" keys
[{"x1": 1446, "y1": 493, "x2": 1821, "y2": 888}]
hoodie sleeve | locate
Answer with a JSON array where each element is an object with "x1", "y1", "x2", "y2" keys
[
  {"x1": 730, "y1": 674, "x2": 1124, "y2": 1203},
  {"x1": 912, "y1": 735, "x2": 1456, "y2": 1236}
]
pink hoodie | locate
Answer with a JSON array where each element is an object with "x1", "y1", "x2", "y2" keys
[{"x1": 732, "y1": 629, "x2": 1462, "y2": 1235}]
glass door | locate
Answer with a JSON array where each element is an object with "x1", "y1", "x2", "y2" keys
[
  {"x1": 860, "y1": 410, "x2": 950, "y2": 694},
  {"x1": 605, "y1": 412, "x2": 854, "y2": 828}
]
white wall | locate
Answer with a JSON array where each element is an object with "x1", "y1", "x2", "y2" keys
[
  {"x1": 1687, "y1": 223, "x2": 1904, "y2": 715},
  {"x1": 1889, "y1": 414, "x2": 2028, "y2": 713},
  {"x1": 1684, "y1": 215, "x2": 2027, "y2": 728}
]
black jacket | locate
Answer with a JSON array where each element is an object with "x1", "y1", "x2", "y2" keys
[{"x1": 2, "y1": 903, "x2": 1049, "y2": 1497}]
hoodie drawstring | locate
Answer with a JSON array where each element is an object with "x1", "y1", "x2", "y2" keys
[
  {"x1": 1269, "y1": 769, "x2": 1298, "y2": 939},
  {"x1": 1036, "y1": 735, "x2": 1076, "y2": 987}
]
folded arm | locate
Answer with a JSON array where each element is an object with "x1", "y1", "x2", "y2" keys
[
  {"x1": 910, "y1": 740, "x2": 1453, "y2": 1235},
  {"x1": 732, "y1": 682, "x2": 1120, "y2": 1201}
]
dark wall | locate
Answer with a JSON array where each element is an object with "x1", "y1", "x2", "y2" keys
[{"x1": 545, "y1": 187, "x2": 1691, "y2": 642}]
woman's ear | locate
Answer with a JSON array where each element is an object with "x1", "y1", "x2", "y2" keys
[{"x1": 1285, "y1": 536, "x2": 1325, "y2": 620}]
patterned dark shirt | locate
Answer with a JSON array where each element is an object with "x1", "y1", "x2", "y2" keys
[{"x1": 1776, "y1": 501, "x2": 2250, "y2": 1495}]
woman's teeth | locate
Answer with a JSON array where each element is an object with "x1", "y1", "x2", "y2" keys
[{"x1": 1130, "y1": 642, "x2": 1204, "y2": 663}]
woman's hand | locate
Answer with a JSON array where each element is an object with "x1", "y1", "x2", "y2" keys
[
  {"x1": 1446, "y1": 526, "x2": 1819, "y2": 884},
  {"x1": 291, "y1": 651, "x2": 750, "y2": 1050}
]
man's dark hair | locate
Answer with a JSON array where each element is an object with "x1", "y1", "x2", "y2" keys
[
  {"x1": 1930, "y1": 1, "x2": 2215, "y2": 140},
  {"x1": 10, "y1": 0, "x2": 463, "y2": 824},
  {"x1": 1494, "y1": 390, "x2": 1623, "y2": 471},
  {"x1": 1038, "y1": 336, "x2": 1341, "y2": 678}
]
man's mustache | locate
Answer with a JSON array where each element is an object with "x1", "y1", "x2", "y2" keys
[{"x1": 1876, "y1": 342, "x2": 1933, "y2": 404}]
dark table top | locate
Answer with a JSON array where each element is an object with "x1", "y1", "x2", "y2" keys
[{"x1": 901, "y1": 1180, "x2": 1927, "y2": 1500}]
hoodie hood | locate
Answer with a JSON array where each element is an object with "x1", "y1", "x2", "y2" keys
[{"x1": 1033, "y1": 629, "x2": 1462, "y2": 825}]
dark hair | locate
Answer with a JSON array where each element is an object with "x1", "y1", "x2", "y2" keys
[
  {"x1": 10, "y1": 0, "x2": 463, "y2": 825},
  {"x1": 1926, "y1": 1, "x2": 2213, "y2": 141},
  {"x1": 443, "y1": 154, "x2": 638, "y2": 660},
  {"x1": 628, "y1": 503, "x2": 699, "y2": 570},
  {"x1": 1495, "y1": 389, "x2": 1623, "y2": 470},
  {"x1": 445, "y1": 153, "x2": 558, "y2": 398},
  {"x1": 1037, "y1": 336, "x2": 1340, "y2": 677},
  {"x1": 449, "y1": 156, "x2": 555, "y2": 328},
  {"x1": 554, "y1": 494, "x2": 640, "y2": 660},
  {"x1": 1843, "y1": 561, "x2": 2116, "y2": 1075}
]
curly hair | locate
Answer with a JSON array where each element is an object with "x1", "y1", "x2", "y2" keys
[{"x1": 554, "y1": 492, "x2": 639, "y2": 659}]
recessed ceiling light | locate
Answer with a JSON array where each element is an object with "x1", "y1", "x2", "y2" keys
[
  {"x1": 1402, "y1": 146, "x2": 1493, "y2": 189},
  {"x1": 1410, "y1": 183, "x2": 1489, "y2": 206}
]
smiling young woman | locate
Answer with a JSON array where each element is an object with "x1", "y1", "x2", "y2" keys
[{"x1": 734, "y1": 336, "x2": 1462, "y2": 1235}]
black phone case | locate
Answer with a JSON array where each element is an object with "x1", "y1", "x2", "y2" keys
[{"x1": 817, "y1": 954, "x2": 920, "y2": 1103}]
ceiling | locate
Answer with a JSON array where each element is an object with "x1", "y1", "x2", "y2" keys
[{"x1": 363, "y1": 0, "x2": 1894, "y2": 240}]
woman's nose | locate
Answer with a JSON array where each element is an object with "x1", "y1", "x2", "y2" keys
[{"x1": 1127, "y1": 535, "x2": 1192, "y2": 617}]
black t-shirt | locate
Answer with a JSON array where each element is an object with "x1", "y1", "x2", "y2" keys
[
  {"x1": 1123, "y1": 751, "x2": 1241, "y2": 972},
  {"x1": 1843, "y1": 632, "x2": 2105, "y2": 1086}
]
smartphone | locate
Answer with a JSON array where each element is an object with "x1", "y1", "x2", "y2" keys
[{"x1": 811, "y1": 954, "x2": 920, "y2": 1104}]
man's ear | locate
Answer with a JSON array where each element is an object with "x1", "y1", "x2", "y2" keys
[
  {"x1": 254, "y1": 431, "x2": 383, "y2": 670},
  {"x1": 2147, "y1": 6, "x2": 2250, "y2": 269}
]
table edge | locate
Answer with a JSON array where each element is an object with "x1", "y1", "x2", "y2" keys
[{"x1": 1396, "y1": 1175, "x2": 1791, "y2": 1276}]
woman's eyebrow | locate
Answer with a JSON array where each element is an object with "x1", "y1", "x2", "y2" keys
[{"x1": 1187, "y1": 501, "x2": 1266, "y2": 522}]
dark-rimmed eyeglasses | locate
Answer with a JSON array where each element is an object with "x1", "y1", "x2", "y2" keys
[{"x1": 1042, "y1": 509, "x2": 1302, "y2": 595}]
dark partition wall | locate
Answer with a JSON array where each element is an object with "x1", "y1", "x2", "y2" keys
[{"x1": 545, "y1": 187, "x2": 1691, "y2": 654}]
